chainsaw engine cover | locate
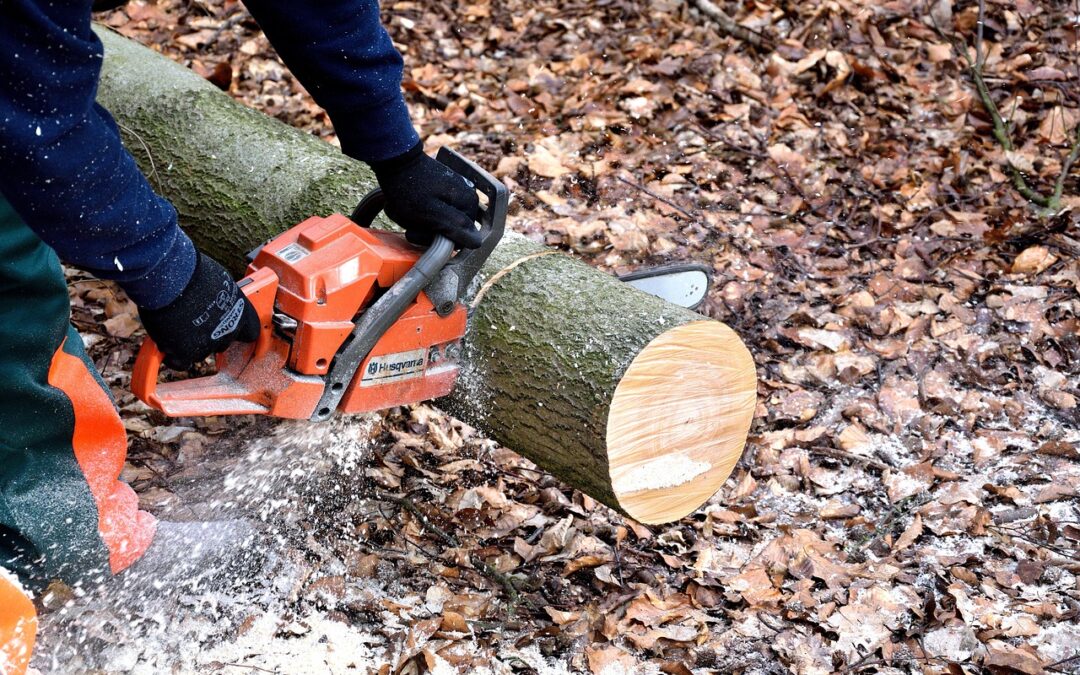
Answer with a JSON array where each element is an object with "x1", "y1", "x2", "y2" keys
[
  {"x1": 132, "y1": 148, "x2": 507, "y2": 420},
  {"x1": 133, "y1": 214, "x2": 466, "y2": 419},
  {"x1": 255, "y1": 213, "x2": 466, "y2": 415}
]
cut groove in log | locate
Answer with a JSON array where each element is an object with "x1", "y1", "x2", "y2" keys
[
  {"x1": 93, "y1": 26, "x2": 759, "y2": 524},
  {"x1": 607, "y1": 322, "x2": 757, "y2": 524}
]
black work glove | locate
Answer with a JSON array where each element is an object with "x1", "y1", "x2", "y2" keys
[
  {"x1": 138, "y1": 252, "x2": 260, "y2": 370},
  {"x1": 370, "y1": 142, "x2": 482, "y2": 249}
]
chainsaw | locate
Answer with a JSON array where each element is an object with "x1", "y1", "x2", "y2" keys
[{"x1": 132, "y1": 148, "x2": 507, "y2": 422}]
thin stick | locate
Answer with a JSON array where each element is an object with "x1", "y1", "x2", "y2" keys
[
  {"x1": 975, "y1": 0, "x2": 987, "y2": 71},
  {"x1": 1052, "y1": 126, "x2": 1080, "y2": 206},
  {"x1": 934, "y1": 8, "x2": 1051, "y2": 208},
  {"x1": 688, "y1": 0, "x2": 773, "y2": 49},
  {"x1": 1046, "y1": 653, "x2": 1080, "y2": 673},
  {"x1": 222, "y1": 663, "x2": 276, "y2": 674},
  {"x1": 613, "y1": 174, "x2": 700, "y2": 221},
  {"x1": 809, "y1": 445, "x2": 891, "y2": 472},
  {"x1": 375, "y1": 489, "x2": 536, "y2": 612},
  {"x1": 374, "y1": 490, "x2": 460, "y2": 547}
]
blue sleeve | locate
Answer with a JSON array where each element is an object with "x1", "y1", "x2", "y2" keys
[
  {"x1": 240, "y1": 0, "x2": 421, "y2": 163},
  {"x1": 0, "y1": 1, "x2": 196, "y2": 310}
]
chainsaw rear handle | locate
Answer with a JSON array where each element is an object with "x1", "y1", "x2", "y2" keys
[
  {"x1": 429, "y1": 147, "x2": 508, "y2": 315},
  {"x1": 131, "y1": 267, "x2": 278, "y2": 415}
]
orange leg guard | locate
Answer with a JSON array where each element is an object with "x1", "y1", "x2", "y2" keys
[{"x1": 0, "y1": 572, "x2": 36, "y2": 675}]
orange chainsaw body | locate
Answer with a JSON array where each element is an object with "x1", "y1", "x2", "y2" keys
[{"x1": 132, "y1": 213, "x2": 466, "y2": 419}]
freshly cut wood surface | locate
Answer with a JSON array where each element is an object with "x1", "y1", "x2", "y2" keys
[
  {"x1": 94, "y1": 26, "x2": 758, "y2": 524},
  {"x1": 607, "y1": 322, "x2": 757, "y2": 524}
]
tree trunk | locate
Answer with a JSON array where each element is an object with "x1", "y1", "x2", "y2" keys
[{"x1": 95, "y1": 27, "x2": 757, "y2": 524}]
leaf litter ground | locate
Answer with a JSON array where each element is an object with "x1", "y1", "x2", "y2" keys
[{"x1": 33, "y1": 0, "x2": 1080, "y2": 673}]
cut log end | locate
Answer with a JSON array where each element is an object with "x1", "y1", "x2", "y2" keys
[{"x1": 606, "y1": 321, "x2": 757, "y2": 524}]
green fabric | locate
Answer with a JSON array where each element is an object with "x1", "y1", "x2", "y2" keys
[{"x1": 0, "y1": 194, "x2": 112, "y2": 585}]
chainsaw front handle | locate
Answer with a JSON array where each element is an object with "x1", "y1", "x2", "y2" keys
[{"x1": 350, "y1": 147, "x2": 507, "y2": 316}]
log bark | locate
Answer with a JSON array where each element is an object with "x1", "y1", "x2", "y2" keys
[{"x1": 95, "y1": 27, "x2": 757, "y2": 524}]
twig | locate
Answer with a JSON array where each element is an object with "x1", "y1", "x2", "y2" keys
[
  {"x1": 964, "y1": 48, "x2": 1050, "y2": 207},
  {"x1": 844, "y1": 656, "x2": 958, "y2": 674},
  {"x1": 374, "y1": 490, "x2": 460, "y2": 547},
  {"x1": 975, "y1": 0, "x2": 987, "y2": 71},
  {"x1": 375, "y1": 489, "x2": 536, "y2": 612},
  {"x1": 222, "y1": 662, "x2": 276, "y2": 674},
  {"x1": 687, "y1": 0, "x2": 773, "y2": 49},
  {"x1": 809, "y1": 445, "x2": 891, "y2": 472},
  {"x1": 209, "y1": 11, "x2": 249, "y2": 44},
  {"x1": 1052, "y1": 125, "x2": 1080, "y2": 207},
  {"x1": 989, "y1": 523, "x2": 1080, "y2": 563},
  {"x1": 614, "y1": 174, "x2": 700, "y2": 222},
  {"x1": 470, "y1": 553, "x2": 534, "y2": 615},
  {"x1": 1046, "y1": 653, "x2": 1080, "y2": 673},
  {"x1": 935, "y1": 2, "x2": 1079, "y2": 214}
]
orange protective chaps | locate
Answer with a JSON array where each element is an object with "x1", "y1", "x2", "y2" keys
[
  {"x1": 0, "y1": 195, "x2": 156, "y2": 669},
  {"x1": 0, "y1": 572, "x2": 36, "y2": 675}
]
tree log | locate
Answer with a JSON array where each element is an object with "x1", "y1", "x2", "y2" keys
[{"x1": 94, "y1": 27, "x2": 757, "y2": 524}]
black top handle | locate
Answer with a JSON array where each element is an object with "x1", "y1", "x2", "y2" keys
[
  {"x1": 427, "y1": 148, "x2": 508, "y2": 315},
  {"x1": 349, "y1": 147, "x2": 507, "y2": 317}
]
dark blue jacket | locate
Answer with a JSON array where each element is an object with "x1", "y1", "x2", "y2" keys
[{"x1": 0, "y1": 1, "x2": 418, "y2": 308}]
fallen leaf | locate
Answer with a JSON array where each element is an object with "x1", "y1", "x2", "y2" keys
[{"x1": 1012, "y1": 246, "x2": 1057, "y2": 275}]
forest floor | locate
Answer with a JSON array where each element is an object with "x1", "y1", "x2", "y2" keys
[{"x1": 33, "y1": 0, "x2": 1080, "y2": 673}]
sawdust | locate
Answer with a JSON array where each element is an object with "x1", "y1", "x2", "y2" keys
[
  {"x1": 33, "y1": 416, "x2": 388, "y2": 672},
  {"x1": 613, "y1": 453, "x2": 712, "y2": 493}
]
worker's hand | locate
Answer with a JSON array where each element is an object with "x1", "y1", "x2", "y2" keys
[
  {"x1": 138, "y1": 252, "x2": 260, "y2": 370},
  {"x1": 370, "y1": 142, "x2": 482, "y2": 249}
]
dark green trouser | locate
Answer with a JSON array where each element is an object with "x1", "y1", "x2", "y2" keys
[{"x1": 0, "y1": 194, "x2": 155, "y2": 586}]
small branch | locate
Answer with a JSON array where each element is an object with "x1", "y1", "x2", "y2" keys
[
  {"x1": 809, "y1": 445, "x2": 892, "y2": 472},
  {"x1": 687, "y1": 0, "x2": 773, "y2": 50},
  {"x1": 969, "y1": 65, "x2": 1051, "y2": 207},
  {"x1": 376, "y1": 489, "x2": 535, "y2": 613},
  {"x1": 222, "y1": 663, "x2": 276, "y2": 674},
  {"x1": 1052, "y1": 125, "x2": 1080, "y2": 208},
  {"x1": 614, "y1": 174, "x2": 700, "y2": 221},
  {"x1": 1046, "y1": 653, "x2": 1080, "y2": 673},
  {"x1": 936, "y1": 11, "x2": 1052, "y2": 208},
  {"x1": 375, "y1": 490, "x2": 460, "y2": 547},
  {"x1": 470, "y1": 553, "x2": 535, "y2": 615},
  {"x1": 209, "y1": 10, "x2": 249, "y2": 44},
  {"x1": 975, "y1": 0, "x2": 987, "y2": 71}
]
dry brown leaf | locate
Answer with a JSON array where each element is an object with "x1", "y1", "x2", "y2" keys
[
  {"x1": 1012, "y1": 246, "x2": 1058, "y2": 275},
  {"x1": 526, "y1": 143, "x2": 572, "y2": 178},
  {"x1": 983, "y1": 641, "x2": 1047, "y2": 674},
  {"x1": 104, "y1": 313, "x2": 141, "y2": 338},
  {"x1": 585, "y1": 645, "x2": 638, "y2": 674},
  {"x1": 894, "y1": 514, "x2": 923, "y2": 551}
]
